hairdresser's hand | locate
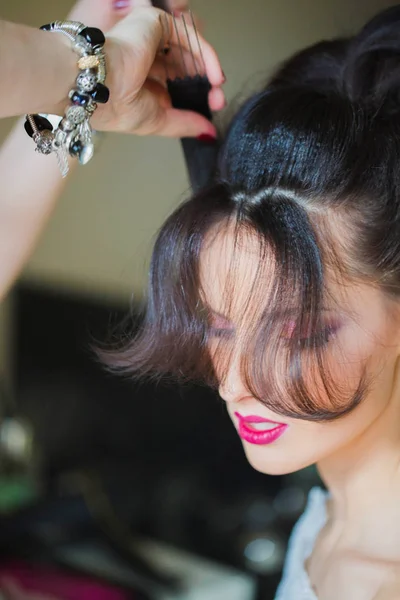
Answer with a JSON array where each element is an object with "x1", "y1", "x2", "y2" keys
[{"x1": 92, "y1": 5, "x2": 225, "y2": 138}]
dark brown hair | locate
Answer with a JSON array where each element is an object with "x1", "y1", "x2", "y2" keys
[{"x1": 103, "y1": 6, "x2": 400, "y2": 421}]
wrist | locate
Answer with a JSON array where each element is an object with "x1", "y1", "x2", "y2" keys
[
  {"x1": 46, "y1": 32, "x2": 77, "y2": 115},
  {"x1": 24, "y1": 25, "x2": 77, "y2": 116},
  {"x1": 0, "y1": 21, "x2": 77, "y2": 118}
]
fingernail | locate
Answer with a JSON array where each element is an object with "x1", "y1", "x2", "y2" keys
[
  {"x1": 197, "y1": 133, "x2": 217, "y2": 143},
  {"x1": 173, "y1": 10, "x2": 182, "y2": 17},
  {"x1": 113, "y1": 0, "x2": 130, "y2": 9}
]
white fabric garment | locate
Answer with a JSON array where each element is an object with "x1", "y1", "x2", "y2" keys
[{"x1": 275, "y1": 487, "x2": 328, "y2": 600}]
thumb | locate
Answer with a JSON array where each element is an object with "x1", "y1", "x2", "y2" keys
[{"x1": 67, "y1": 0, "x2": 131, "y2": 32}]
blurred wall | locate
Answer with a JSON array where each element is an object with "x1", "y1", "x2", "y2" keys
[{"x1": 0, "y1": 0, "x2": 396, "y2": 304}]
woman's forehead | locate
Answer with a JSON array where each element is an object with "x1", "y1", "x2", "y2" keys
[
  {"x1": 198, "y1": 220, "x2": 388, "y2": 325},
  {"x1": 199, "y1": 223, "x2": 276, "y2": 318}
]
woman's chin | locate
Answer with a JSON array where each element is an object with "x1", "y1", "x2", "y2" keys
[{"x1": 243, "y1": 444, "x2": 314, "y2": 476}]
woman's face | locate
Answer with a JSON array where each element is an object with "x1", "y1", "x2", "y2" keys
[{"x1": 199, "y1": 223, "x2": 400, "y2": 475}]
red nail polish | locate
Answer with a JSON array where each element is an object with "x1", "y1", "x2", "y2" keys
[
  {"x1": 113, "y1": 0, "x2": 130, "y2": 9},
  {"x1": 197, "y1": 133, "x2": 217, "y2": 143}
]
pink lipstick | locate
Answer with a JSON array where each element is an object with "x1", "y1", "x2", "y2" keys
[{"x1": 235, "y1": 412, "x2": 288, "y2": 446}]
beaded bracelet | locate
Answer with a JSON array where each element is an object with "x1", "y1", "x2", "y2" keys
[{"x1": 24, "y1": 21, "x2": 109, "y2": 177}]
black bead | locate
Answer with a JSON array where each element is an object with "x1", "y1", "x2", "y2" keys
[
  {"x1": 24, "y1": 115, "x2": 53, "y2": 138},
  {"x1": 71, "y1": 91, "x2": 91, "y2": 107},
  {"x1": 91, "y1": 83, "x2": 110, "y2": 104},
  {"x1": 40, "y1": 23, "x2": 53, "y2": 31},
  {"x1": 80, "y1": 27, "x2": 105, "y2": 48},
  {"x1": 69, "y1": 140, "x2": 83, "y2": 157}
]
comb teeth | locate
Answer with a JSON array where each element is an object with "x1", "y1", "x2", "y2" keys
[
  {"x1": 182, "y1": 12, "x2": 199, "y2": 76},
  {"x1": 162, "y1": 9, "x2": 211, "y2": 117},
  {"x1": 163, "y1": 10, "x2": 206, "y2": 80},
  {"x1": 172, "y1": 11, "x2": 188, "y2": 75},
  {"x1": 188, "y1": 10, "x2": 207, "y2": 76}
]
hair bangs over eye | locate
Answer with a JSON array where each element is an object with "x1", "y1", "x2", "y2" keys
[{"x1": 102, "y1": 184, "x2": 368, "y2": 422}]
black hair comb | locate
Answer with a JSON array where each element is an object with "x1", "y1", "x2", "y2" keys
[{"x1": 152, "y1": 1, "x2": 220, "y2": 191}]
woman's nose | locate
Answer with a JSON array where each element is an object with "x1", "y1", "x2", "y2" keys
[{"x1": 218, "y1": 368, "x2": 249, "y2": 404}]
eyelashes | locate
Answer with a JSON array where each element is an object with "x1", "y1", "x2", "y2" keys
[
  {"x1": 209, "y1": 327, "x2": 234, "y2": 339},
  {"x1": 208, "y1": 314, "x2": 234, "y2": 340},
  {"x1": 208, "y1": 322, "x2": 341, "y2": 349},
  {"x1": 206, "y1": 307, "x2": 342, "y2": 350},
  {"x1": 294, "y1": 324, "x2": 340, "y2": 350}
]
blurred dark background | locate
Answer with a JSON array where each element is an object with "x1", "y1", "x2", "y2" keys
[{"x1": 0, "y1": 284, "x2": 320, "y2": 599}]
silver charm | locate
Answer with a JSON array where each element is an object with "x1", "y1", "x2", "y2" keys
[
  {"x1": 59, "y1": 118, "x2": 74, "y2": 132},
  {"x1": 78, "y1": 141, "x2": 94, "y2": 165},
  {"x1": 94, "y1": 47, "x2": 107, "y2": 84},
  {"x1": 72, "y1": 36, "x2": 92, "y2": 56},
  {"x1": 85, "y1": 100, "x2": 97, "y2": 115},
  {"x1": 75, "y1": 119, "x2": 95, "y2": 165},
  {"x1": 52, "y1": 129, "x2": 75, "y2": 177},
  {"x1": 33, "y1": 130, "x2": 54, "y2": 155},
  {"x1": 76, "y1": 70, "x2": 97, "y2": 92},
  {"x1": 54, "y1": 129, "x2": 67, "y2": 145},
  {"x1": 51, "y1": 134, "x2": 70, "y2": 177},
  {"x1": 55, "y1": 145, "x2": 70, "y2": 178},
  {"x1": 66, "y1": 105, "x2": 86, "y2": 124},
  {"x1": 79, "y1": 118, "x2": 92, "y2": 143}
]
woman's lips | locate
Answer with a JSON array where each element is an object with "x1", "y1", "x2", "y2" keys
[{"x1": 234, "y1": 412, "x2": 288, "y2": 446}]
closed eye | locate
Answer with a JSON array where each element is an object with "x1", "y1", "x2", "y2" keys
[
  {"x1": 292, "y1": 324, "x2": 340, "y2": 350},
  {"x1": 210, "y1": 327, "x2": 235, "y2": 339},
  {"x1": 208, "y1": 311, "x2": 235, "y2": 339}
]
